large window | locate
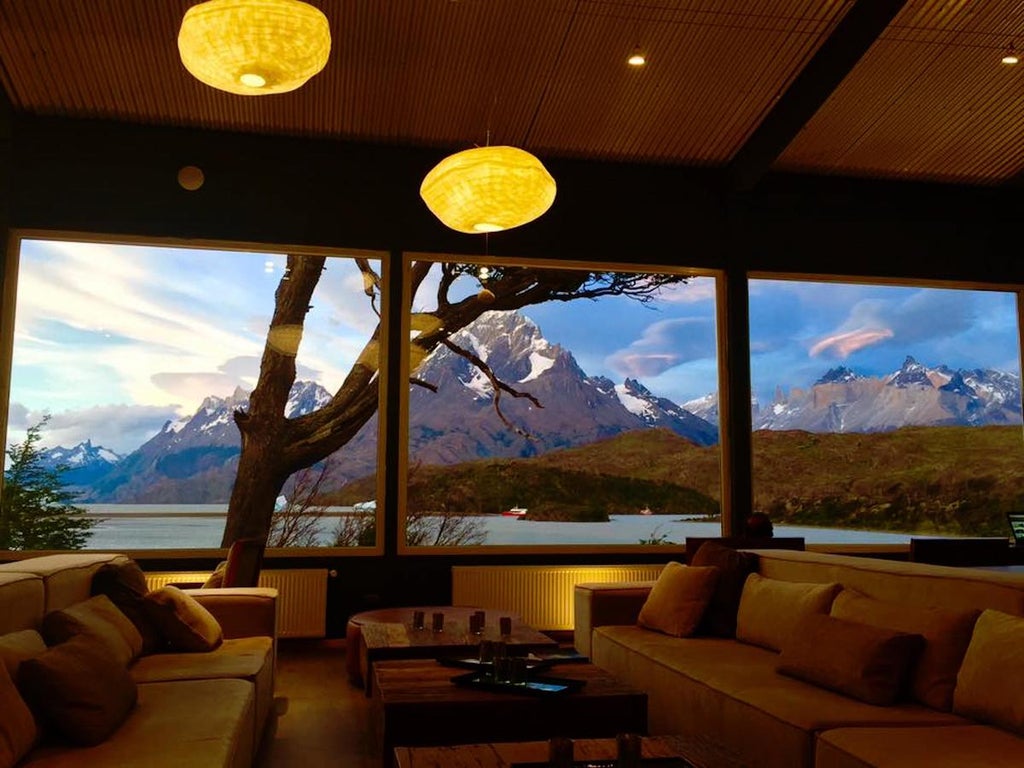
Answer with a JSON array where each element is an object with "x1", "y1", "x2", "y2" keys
[
  {"x1": 402, "y1": 256, "x2": 722, "y2": 549},
  {"x1": 2, "y1": 238, "x2": 384, "y2": 551},
  {"x1": 749, "y1": 278, "x2": 1023, "y2": 543}
]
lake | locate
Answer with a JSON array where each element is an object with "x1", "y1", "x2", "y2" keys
[{"x1": 80, "y1": 504, "x2": 914, "y2": 549}]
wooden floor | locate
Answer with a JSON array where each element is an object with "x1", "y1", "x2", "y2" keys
[{"x1": 258, "y1": 639, "x2": 377, "y2": 768}]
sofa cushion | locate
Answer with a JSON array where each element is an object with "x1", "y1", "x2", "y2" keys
[
  {"x1": 637, "y1": 562, "x2": 719, "y2": 637},
  {"x1": 41, "y1": 594, "x2": 143, "y2": 666},
  {"x1": 17, "y1": 637, "x2": 137, "y2": 746},
  {"x1": 18, "y1": 678, "x2": 255, "y2": 768},
  {"x1": 830, "y1": 588, "x2": 979, "y2": 711},
  {"x1": 0, "y1": 554, "x2": 127, "y2": 614},
  {"x1": 592, "y1": 625, "x2": 966, "y2": 768},
  {"x1": 953, "y1": 608, "x2": 1024, "y2": 735},
  {"x1": 0, "y1": 661, "x2": 37, "y2": 768},
  {"x1": 736, "y1": 573, "x2": 841, "y2": 652},
  {"x1": 0, "y1": 630, "x2": 46, "y2": 680},
  {"x1": 815, "y1": 725, "x2": 1024, "y2": 768},
  {"x1": 91, "y1": 561, "x2": 164, "y2": 655},
  {"x1": 777, "y1": 613, "x2": 924, "y2": 705},
  {"x1": 689, "y1": 541, "x2": 757, "y2": 637},
  {"x1": 0, "y1": 573, "x2": 44, "y2": 635},
  {"x1": 144, "y1": 586, "x2": 223, "y2": 652}
]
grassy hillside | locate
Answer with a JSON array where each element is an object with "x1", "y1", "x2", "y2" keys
[{"x1": 329, "y1": 425, "x2": 1024, "y2": 535}]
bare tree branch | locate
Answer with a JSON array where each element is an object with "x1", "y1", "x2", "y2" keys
[{"x1": 439, "y1": 338, "x2": 543, "y2": 439}]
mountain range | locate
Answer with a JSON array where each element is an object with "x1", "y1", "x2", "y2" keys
[{"x1": 37, "y1": 312, "x2": 1023, "y2": 503}]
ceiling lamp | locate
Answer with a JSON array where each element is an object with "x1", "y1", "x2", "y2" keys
[
  {"x1": 178, "y1": 0, "x2": 331, "y2": 95},
  {"x1": 420, "y1": 146, "x2": 557, "y2": 234},
  {"x1": 1001, "y1": 44, "x2": 1019, "y2": 65},
  {"x1": 627, "y1": 48, "x2": 647, "y2": 67}
]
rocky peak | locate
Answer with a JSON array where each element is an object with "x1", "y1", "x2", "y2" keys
[
  {"x1": 816, "y1": 366, "x2": 860, "y2": 385},
  {"x1": 887, "y1": 356, "x2": 933, "y2": 388}
]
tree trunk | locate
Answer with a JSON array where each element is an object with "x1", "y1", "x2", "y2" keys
[{"x1": 221, "y1": 438, "x2": 289, "y2": 546}]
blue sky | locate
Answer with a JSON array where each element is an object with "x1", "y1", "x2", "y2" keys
[{"x1": 6, "y1": 240, "x2": 1020, "y2": 453}]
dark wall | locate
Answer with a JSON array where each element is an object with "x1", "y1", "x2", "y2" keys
[{"x1": 2, "y1": 115, "x2": 1022, "y2": 634}]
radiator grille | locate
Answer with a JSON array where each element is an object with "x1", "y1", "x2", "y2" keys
[
  {"x1": 451, "y1": 565, "x2": 664, "y2": 631},
  {"x1": 145, "y1": 568, "x2": 327, "y2": 638}
]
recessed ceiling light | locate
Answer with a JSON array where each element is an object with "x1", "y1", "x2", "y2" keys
[
  {"x1": 627, "y1": 49, "x2": 646, "y2": 67},
  {"x1": 1002, "y1": 45, "x2": 1019, "y2": 65}
]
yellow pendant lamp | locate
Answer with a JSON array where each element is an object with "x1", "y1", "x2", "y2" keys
[
  {"x1": 420, "y1": 146, "x2": 557, "y2": 234},
  {"x1": 178, "y1": 0, "x2": 331, "y2": 95}
]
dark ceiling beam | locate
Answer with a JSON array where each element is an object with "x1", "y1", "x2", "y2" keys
[{"x1": 725, "y1": 0, "x2": 908, "y2": 193}]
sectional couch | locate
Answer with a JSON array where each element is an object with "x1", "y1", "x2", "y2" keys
[
  {"x1": 574, "y1": 548, "x2": 1024, "y2": 768},
  {"x1": 0, "y1": 552, "x2": 277, "y2": 768}
]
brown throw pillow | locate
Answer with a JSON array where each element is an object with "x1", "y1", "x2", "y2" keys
[
  {"x1": 42, "y1": 594, "x2": 143, "y2": 666},
  {"x1": 831, "y1": 589, "x2": 979, "y2": 711},
  {"x1": 736, "y1": 573, "x2": 842, "y2": 652},
  {"x1": 778, "y1": 613, "x2": 925, "y2": 706},
  {"x1": 92, "y1": 560, "x2": 165, "y2": 655},
  {"x1": 144, "y1": 586, "x2": 223, "y2": 652},
  {"x1": 953, "y1": 609, "x2": 1024, "y2": 736},
  {"x1": 637, "y1": 562, "x2": 720, "y2": 637},
  {"x1": 17, "y1": 637, "x2": 137, "y2": 746},
  {"x1": 202, "y1": 560, "x2": 228, "y2": 589},
  {"x1": 689, "y1": 541, "x2": 758, "y2": 637},
  {"x1": 0, "y1": 661, "x2": 37, "y2": 768},
  {"x1": 0, "y1": 630, "x2": 46, "y2": 681}
]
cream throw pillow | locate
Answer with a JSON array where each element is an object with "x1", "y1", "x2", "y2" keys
[
  {"x1": 637, "y1": 562, "x2": 720, "y2": 637},
  {"x1": 953, "y1": 609, "x2": 1024, "y2": 735},
  {"x1": 736, "y1": 573, "x2": 841, "y2": 652},
  {"x1": 831, "y1": 589, "x2": 979, "y2": 711},
  {"x1": 144, "y1": 586, "x2": 223, "y2": 652}
]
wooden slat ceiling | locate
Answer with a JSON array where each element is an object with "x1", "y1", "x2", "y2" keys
[{"x1": 1, "y1": 0, "x2": 1023, "y2": 185}]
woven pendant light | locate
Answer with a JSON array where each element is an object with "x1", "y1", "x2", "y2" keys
[
  {"x1": 178, "y1": 0, "x2": 331, "y2": 95},
  {"x1": 420, "y1": 146, "x2": 557, "y2": 234}
]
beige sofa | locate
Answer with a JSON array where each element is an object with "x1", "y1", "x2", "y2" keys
[
  {"x1": 0, "y1": 552, "x2": 277, "y2": 768},
  {"x1": 575, "y1": 549, "x2": 1024, "y2": 768}
]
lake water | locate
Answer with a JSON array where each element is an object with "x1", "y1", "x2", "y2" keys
[{"x1": 81, "y1": 504, "x2": 914, "y2": 549}]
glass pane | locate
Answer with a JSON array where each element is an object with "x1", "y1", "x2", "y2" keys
[
  {"x1": 749, "y1": 278, "x2": 1023, "y2": 544},
  {"x1": 405, "y1": 258, "x2": 721, "y2": 547},
  {"x1": 3, "y1": 239, "x2": 382, "y2": 550}
]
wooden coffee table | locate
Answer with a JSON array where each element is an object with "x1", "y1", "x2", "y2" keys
[
  {"x1": 372, "y1": 659, "x2": 648, "y2": 766},
  {"x1": 357, "y1": 606, "x2": 557, "y2": 694},
  {"x1": 393, "y1": 735, "x2": 746, "y2": 768}
]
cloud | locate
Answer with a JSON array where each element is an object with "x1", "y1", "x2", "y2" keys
[
  {"x1": 654, "y1": 277, "x2": 717, "y2": 304},
  {"x1": 606, "y1": 318, "x2": 716, "y2": 378},
  {"x1": 7, "y1": 402, "x2": 179, "y2": 454},
  {"x1": 809, "y1": 327, "x2": 894, "y2": 358}
]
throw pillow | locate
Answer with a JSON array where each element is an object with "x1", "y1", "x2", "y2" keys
[
  {"x1": 637, "y1": 562, "x2": 720, "y2": 637},
  {"x1": 17, "y1": 637, "x2": 137, "y2": 746},
  {"x1": 777, "y1": 613, "x2": 925, "y2": 706},
  {"x1": 831, "y1": 589, "x2": 979, "y2": 711},
  {"x1": 92, "y1": 560, "x2": 165, "y2": 655},
  {"x1": 144, "y1": 586, "x2": 223, "y2": 652},
  {"x1": 953, "y1": 609, "x2": 1024, "y2": 735},
  {"x1": 689, "y1": 541, "x2": 758, "y2": 637},
  {"x1": 41, "y1": 594, "x2": 143, "y2": 666},
  {"x1": 736, "y1": 573, "x2": 842, "y2": 652},
  {"x1": 203, "y1": 560, "x2": 228, "y2": 589},
  {"x1": 0, "y1": 629, "x2": 46, "y2": 680},
  {"x1": 0, "y1": 661, "x2": 37, "y2": 768}
]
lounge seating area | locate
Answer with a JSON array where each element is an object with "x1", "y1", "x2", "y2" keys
[
  {"x1": 0, "y1": 553, "x2": 278, "y2": 768},
  {"x1": 575, "y1": 547, "x2": 1024, "y2": 768}
]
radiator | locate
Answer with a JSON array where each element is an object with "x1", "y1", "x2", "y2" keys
[
  {"x1": 145, "y1": 568, "x2": 328, "y2": 638},
  {"x1": 451, "y1": 564, "x2": 664, "y2": 631}
]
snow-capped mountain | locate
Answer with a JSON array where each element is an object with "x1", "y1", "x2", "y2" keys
[
  {"x1": 407, "y1": 310, "x2": 717, "y2": 465},
  {"x1": 755, "y1": 356, "x2": 1021, "y2": 432},
  {"x1": 38, "y1": 440, "x2": 123, "y2": 490},
  {"x1": 83, "y1": 380, "x2": 346, "y2": 503}
]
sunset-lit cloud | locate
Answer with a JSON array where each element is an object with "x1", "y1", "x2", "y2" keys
[
  {"x1": 809, "y1": 327, "x2": 894, "y2": 358},
  {"x1": 606, "y1": 317, "x2": 717, "y2": 378}
]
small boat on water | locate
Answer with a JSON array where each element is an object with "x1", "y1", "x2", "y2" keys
[
  {"x1": 639, "y1": 506, "x2": 653, "y2": 516},
  {"x1": 501, "y1": 506, "x2": 528, "y2": 517}
]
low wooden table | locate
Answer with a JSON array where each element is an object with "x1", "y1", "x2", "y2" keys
[
  {"x1": 394, "y1": 735, "x2": 746, "y2": 768},
  {"x1": 372, "y1": 659, "x2": 648, "y2": 766},
  {"x1": 357, "y1": 606, "x2": 558, "y2": 694}
]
